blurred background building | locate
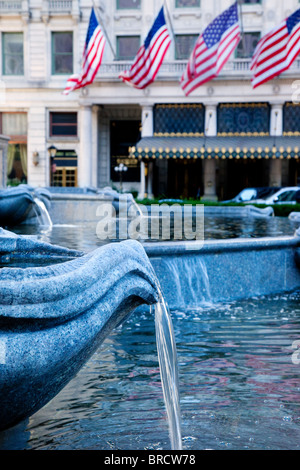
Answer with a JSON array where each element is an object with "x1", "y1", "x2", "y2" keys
[{"x1": 1, "y1": 0, "x2": 300, "y2": 200}]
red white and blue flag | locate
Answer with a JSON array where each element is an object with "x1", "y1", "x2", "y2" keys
[
  {"x1": 63, "y1": 8, "x2": 106, "y2": 95},
  {"x1": 181, "y1": 2, "x2": 241, "y2": 96},
  {"x1": 251, "y1": 8, "x2": 300, "y2": 88},
  {"x1": 119, "y1": 6, "x2": 171, "y2": 89}
]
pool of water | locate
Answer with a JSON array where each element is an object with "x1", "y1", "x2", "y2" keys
[
  {"x1": 1, "y1": 292, "x2": 299, "y2": 450},
  {"x1": 10, "y1": 215, "x2": 298, "y2": 253},
  {"x1": 1, "y1": 216, "x2": 300, "y2": 450}
]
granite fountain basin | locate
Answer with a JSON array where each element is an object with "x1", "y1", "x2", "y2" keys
[
  {"x1": 145, "y1": 236, "x2": 300, "y2": 309},
  {"x1": 0, "y1": 185, "x2": 52, "y2": 227},
  {"x1": 2, "y1": 224, "x2": 300, "y2": 439},
  {"x1": 0, "y1": 229, "x2": 159, "y2": 432}
]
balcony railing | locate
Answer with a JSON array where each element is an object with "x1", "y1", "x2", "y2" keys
[
  {"x1": 97, "y1": 58, "x2": 300, "y2": 81},
  {"x1": 0, "y1": 1, "x2": 22, "y2": 11},
  {"x1": 48, "y1": 0, "x2": 73, "y2": 12},
  {"x1": 99, "y1": 60, "x2": 188, "y2": 80}
]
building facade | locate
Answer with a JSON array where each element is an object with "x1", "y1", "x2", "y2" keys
[{"x1": 1, "y1": 0, "x2": 300, "y2": 200}]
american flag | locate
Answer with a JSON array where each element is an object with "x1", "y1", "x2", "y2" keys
[
  {"x1": 63, "y1": 8, "x2": 106, "y2": 95},
  {"x1": 119, "y1": 6, "x2": 171, "y2": 89},
  {"x1": 251, "y1": 8, "x2": 300, "y2": 88},
  {"x1": 181, "y1": 2, "x2": 241, "y2": 96}
]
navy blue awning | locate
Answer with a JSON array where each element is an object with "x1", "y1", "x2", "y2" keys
[{"x1": 129, "y1": 136, "x2": 300, "y2": 160}]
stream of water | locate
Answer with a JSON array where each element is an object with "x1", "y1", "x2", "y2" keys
[
  {"x1": 33, "y1": 198, "x2": 53, "y2": 228},
  {"x1": 154, "y1": 293, "x2": 182, "y2": 450}
]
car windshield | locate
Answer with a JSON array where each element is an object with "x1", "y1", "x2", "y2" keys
[
  {"x1": 258, "y1": 187, "x2": 281, "y2": 199},
  {"x1": 277, "y1": 191, "x2": 297, "y2": 202},
  {"x1": 238, "y1": 189, "x2": 256, "y2": 201}
]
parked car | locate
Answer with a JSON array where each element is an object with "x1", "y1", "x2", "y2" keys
[
  {"x1": 253, "y1": 187, "x2": 300, "y2": 205},
  {"x1": 223, "y1": 187, "x2": 281, "y2": 204}
]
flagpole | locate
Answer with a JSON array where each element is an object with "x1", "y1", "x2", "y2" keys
[
  {"x1": 92, "y1": 0, "x2": 116, "y2": 59},
  {"x1": 237, "y1": 0, "x2": 246, "y2": 58},
  {"x1": 163, "y1": 0, "x2": 180, "y2": 60}
]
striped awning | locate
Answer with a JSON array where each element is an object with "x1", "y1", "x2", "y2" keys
[{"x1": 129, "y1": 136, "x2": 300, "y2": 160}]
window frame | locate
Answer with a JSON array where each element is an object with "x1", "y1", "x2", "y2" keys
[
  {"x1": 116, "y1": 0, "x2": 141, "y2": 10},
  {"x1": 235, "y1": 31, "x2": 261, "y2": 59},
  {"x1": 175, "y1": 0, "x2": 201, "y2": 8},
  {"x1": 239, "y1": 0, "x2": 262, "y2": 4},
  {"x1": 116, "y1": 35, "x2": 140, "y2": 60},
  {"x1": 174, "y1": 34, "x2": 198, "y2": 60},
  {"x1": 2, "y1": 32, "x2": 24, "y2": 76},
  {"x1": 0, "y1": 111, "x2": 27, "y2": 143},
  {"x1": 49, "y1": 111, "x2": 78, "y2": 138},
  {"x1": 51, "y1": 31, "x2": 74, "y2": 76}
]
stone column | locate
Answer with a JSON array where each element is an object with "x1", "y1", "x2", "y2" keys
[
  {"x1": 205, "y1": 104, "x2": 217, "y2": 136},
  {"x1": 78, "y1": 105, "x2": 93, "y2": 188},
  {"x1": 91, "y1": 105, "x2": 99, "y2": 188},
  {"x1": 27, "y1": 107, "x2": 47, "y2": 187},
  {"x1": 202, "y1": 104, "x2": 218, "y2": 201},
  {"x1": 270, "y1": 103, "x2": 283, "y2": 137},
  {"x1": 269, "y1": 159, "x2": 282, "y2": 187},
  {"x1": 141, "y1": 105, "x2": 154, "y2": 138},
  {"x1": 140, "y1": 104, "x2": 154, "y2": 199},
  {"x1": 138, "y1": 161, "x2": 146, "y2": 200},
  {"x1": 269, "y1": 103, "x2": 283, "y2": 187},
  {"x1": 0, "y1": 137, "x2": 9, "y2": 189},
  {"x1": 147, "y1": 161, "x2": 154, "y2": 199},
  {"x1": 203, "y1": 159, "x2": 217, "y2": 200}
]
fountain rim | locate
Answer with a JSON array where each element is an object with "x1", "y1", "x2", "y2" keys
[{"x1": 143, "y1": 235, "x2": 300, "y2": 256}]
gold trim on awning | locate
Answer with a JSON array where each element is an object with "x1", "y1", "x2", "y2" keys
[{"x1": 129, "y1": 136, "x2": 300, "y2": 160}]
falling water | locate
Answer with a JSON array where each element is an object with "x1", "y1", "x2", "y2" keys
[
  {"x1": 153, "y1": 288, "x2": 182, "y2": 451},
  {"x1": 33, "y1": 198, "x2": 53, "y2": 228},
  {"x1": 163, "y1": 257, "x2": 212, "y2": 309}
]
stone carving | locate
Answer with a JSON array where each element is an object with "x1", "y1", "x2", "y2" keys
[
  {"x1": 0, "y1": 185, "x2": 52, "y2": 227},
  {"x1": 0, "y1": 230, "x2": 159, "y2": 431}
]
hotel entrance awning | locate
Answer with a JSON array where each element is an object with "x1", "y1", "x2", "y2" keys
[{"x1": 129, "y1": 136, "x2": 300, "y2": 160}]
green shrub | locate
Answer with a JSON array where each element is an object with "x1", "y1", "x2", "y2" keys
[
  {"x1": 7, "y1": 178, "x2": 21, "y2": 187},
  {"x1": 134, "y1": 197, "x2": 300, "y2": 217}
]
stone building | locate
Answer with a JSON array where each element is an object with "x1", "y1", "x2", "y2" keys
[{"x1": 1, "y1": 0, "x2": 300, "y2": 200}]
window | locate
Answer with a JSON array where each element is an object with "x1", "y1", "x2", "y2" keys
[
  {"x1": 0, "y1": 112, "x2": 28, "y2": 185},
  {"x1": 52, "y1": 150, "x2": 78, "y2": 187},
  {"x1": 1, "y1": 112, "x2": 27, "y2": 138},
  {"x1": 52, "y1": 32, "x2": 73, "y2": 75},
  {"x1": 284, "y1": 103, "x2": 300, "y2": 135},
  {"x1": 218, "y1": 103, "x2": 270, "y2": 135},
  {"x1": 236, "y1": 32, "x2": 260, "y2": 58},
  {"x1": 117, "y1": 0, "x2": 141, "y2": 9},
  {"x1": 2, "y1": 33, "x2": 24, "y2": 75},
  {"x1": 50, "y1": 112, "x2": 77, "y2": 137},
  {"x1": 7, "y1": 144, "x2": 27, "y2": 184},
  {"x1": 277, "y1": 190, "x2": 298, "y2": 202},
  {"x1": 117, "y1": 36, "x2": 140, "y2": 60},
  {"x1": 154, "y1": 104, "x2": 204, "y2": 136},
  {"x1": 176, "y1": 0, "x2": 200, "y2": 6},
  {"x1": 175, "y1": 35, "x2": 198, "y2": 60},
  {"x1": 240, "y1": 0, "x2": 261, "y2": 4}
]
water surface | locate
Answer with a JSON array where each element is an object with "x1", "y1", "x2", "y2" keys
[
  {"x1": 1, "y1": 215, "x2": 300, "y2": 450},
  {"x1": 10, "y1": 215, "x2": 297, "y2": 253},
  {"x1": 1, "y1": 292, "x2": 299, "y2": 450}
]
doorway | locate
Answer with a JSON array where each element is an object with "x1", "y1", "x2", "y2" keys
[
  {"x1": 225, "y1": 159, "x2": 268, "y2": 199},
  {"x1": 110, "y1": 120, "x2": 141, "y2": 187},
  {"x1": 167, "y1": 159, "x2": 203, "y2": 199},
  {"x1": 51, "y1": 149, "x2": 78, "y2": 187}
]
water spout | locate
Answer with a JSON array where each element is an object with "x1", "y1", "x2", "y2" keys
[{"x1": 33, "y1": 197, "x2": 53, "y2": 228}]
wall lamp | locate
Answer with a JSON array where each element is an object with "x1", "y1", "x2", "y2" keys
[
  {"x1": 48, "y1": 145, "x2": 57, "y2": 186},
  {"x1": 48, "y1": 145, "x2": 57, "y2": 158},
  {"x1": 32, "y1": 151, "x2": 39, "y2": 166}
]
